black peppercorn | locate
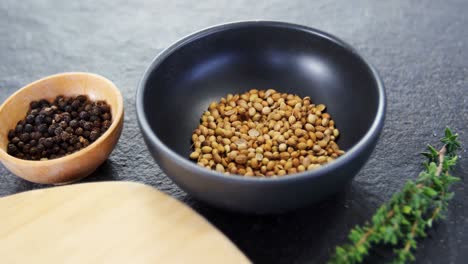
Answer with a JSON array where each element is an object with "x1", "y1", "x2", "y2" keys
[
  {"x1": 39, "y1": 99, "x2": 49, "y2": 107},
  {"x1": 20, "y1": 133, "x2": 31, "y2": 142},
  {"x1": 89, "y1": 115, "x2": 99, "y2": 122},
  {"x1": 15, "y1": 124, "x2": 23, "y2": 133},
  {"x1": 79, "y1": 111, "x2": 90, "y2": 120},
  {"x1": 61, "y1": 131, "x2": 71, "y2": 141},
  {"x1": 54, "y1": 127, "x2": 63, "y2": 136},
  {"x1": 37, "y1": 144, "x2": 45, "y2": 153},
  {"x1": 53, "y1": 135, "x2": 61, "y2": 143},
  {"x1": 8, "y1": 129, "x2": 15, "y2": 140},
  {"x1": 62, "y1": 113, "x2": 71, "y2": 123},
  {"x1": 82, "y1": 139, "x2": 90, "y2": 147},
  {"x1": 30, "y1": 101, "x2": 40, "y2": 109},
  {"x1": 58, "y1": 100, "x2": 67, "y2": 110},
  {"x1": 54, "y1": 114, "x2": 62, "y2": 123},
  {"x1": 11, "y1": 137, "x2": 20, "y2": 144},
  {"x1": 37, "y1": 124, "x2": 48, "y2": 133},
  {"x1": 44, "y1": 138, "x2": 54, "y2": 147},
  {"x1": 30, "y1": 109, "x2": 39, "y2": 116},
  {"x1": 102, "y1": 120, "x2": 112, "y2": 129},
  {"x1": 54, "y1": 95, "x2": 63, "y2": 103},
  {"x1": 69, "y1": 119, "x2": 79, "y2": 128},
  {"x1": 78, "y1": 119, "x2": 86, "y2": 127},
  {"x1": 42, "y1": 107, "x2": 54, "y2": 116},
  {"x1": 71, "y1": 99, "x2": 80, "y2": 109},
  {"x1": 30, "y1": 147, "x2": 38, "y2": 155},
  {"x1": 52, "y1": 145, "x2": 60, "y2": 154},
  {"x1": 89, "y1": 131, "x2": 99, "y2": 141},
  {"x1": 26, "y1": 114, "x2": 35, "y2": 124},
  {"x1": 84, "y1": 104, "x2": 92, "y2": 112},
  {"x1": 75, "y1": 127, "x2": 84, "y2": 135},
  {"x1": 17, "y1": 141, "x2": 25, "y2": 149},
  {"x1": 45, "y1": 116, "x2": 53, "y2": 125},
  {"x1": 77, "y1": 95, "x2": 87, "y2": 102},
  {"x1": 48, "y1": 125, "x2": 56, "y2": 135},
  {"x1": 7, "y1": 94, "x2": 111, "y2": 160},
  {"x1": 84, "y1": 122, "x2": 93, "y2": 131},
  {"x1": 69, "y1": 135, "x2": 78, "y2": 144},
  {"x1": 59, "y1": 121, "x2": 68, "y2": 129},
  {"x1": 102, "y1": 113, "x2": 111, "y2": 121},
  {"x1": 100, "y1": 104, "x2": 110, "y2": 113},
  {"x1": 7, "y1": 144, "x2": 18, "y2": 155},
  {"x1": 60, "y1": 142, "x2": 68, "y2": 149},
  {"x1": 35, "y1": 114, "x2": 45, "y2": 125},
  {"x1": 23, "y1": 144, "x2": 31, "y2": 153},
  {"x1": 91, "y1": 106, "x2": 100, "y2": 116},
  {"x1": 32, "y1": 132, "x2": 42, "y2": 140},
  {"x1": 24, "y1": 124, "x2": 34, "y2": 132}
]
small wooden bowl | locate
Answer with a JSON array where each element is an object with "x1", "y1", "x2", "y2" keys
[{"x1": 0, "y1": 72, "x2": 124, "y2": 184}]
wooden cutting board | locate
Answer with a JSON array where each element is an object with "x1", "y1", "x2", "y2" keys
[{"x1": 0, "y1": 182, "x2": 250, "y2": 264}]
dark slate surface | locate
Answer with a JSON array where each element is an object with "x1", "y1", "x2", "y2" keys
[{"x1": 1, "y1": 1, "x2": 467, "y2": 263}]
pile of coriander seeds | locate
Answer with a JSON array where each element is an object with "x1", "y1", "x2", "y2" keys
[
  {"x1": 190, "y1": 89, "x2": 345, "y2": 177},
  {"x1": 7, "y1": 95, "x2": 112, "y2": 161}
]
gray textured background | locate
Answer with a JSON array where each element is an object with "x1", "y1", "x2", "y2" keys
[{"x1": 1, "y1": 1, "x2": 467, "y2": 263}]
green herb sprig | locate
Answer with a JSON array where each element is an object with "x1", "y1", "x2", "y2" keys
[{"x1": 329, "y1": 128, "x2": 461, "y2": 264}]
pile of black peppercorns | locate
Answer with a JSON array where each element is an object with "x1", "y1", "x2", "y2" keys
[{"x1": 6, "y1": 95, "x2": 112, "y2": 160}]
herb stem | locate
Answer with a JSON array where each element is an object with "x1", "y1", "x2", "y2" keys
[
  {"x1": 435, "y1": 145, "x2": 446, "y2": 176},
  {"x1": 329, "y1": 128, "x2": 460, "y2": 264},
  {"x1": 403, "y1": 221, "x2": 418, "y2": 253},
  {"x1": 430, "y1": 206, "x2": 441, "y2": 222},
  {"x1": 356, "y1": 228, "x2": 373, "y2": 247}
]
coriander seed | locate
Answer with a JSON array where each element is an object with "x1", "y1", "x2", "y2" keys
[{"x1": 189, "y1": 89, "x2": 345, "y2": 177}]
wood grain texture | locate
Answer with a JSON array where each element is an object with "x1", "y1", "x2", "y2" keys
[{"x1": 0, "y1": 182, "x2": 250, "y2": 264}]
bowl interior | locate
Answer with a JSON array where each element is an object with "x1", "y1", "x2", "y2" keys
[
  {"x1": 142, "y1": 24, "x2": 380, "y2": 160},
  {"x1": 0, "y1": 73, "x2": 122, "y2": 153}
]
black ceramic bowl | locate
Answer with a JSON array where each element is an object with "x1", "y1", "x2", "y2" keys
[{"x1": 136, "y1": 21, "x2": 385, "y2": 213}]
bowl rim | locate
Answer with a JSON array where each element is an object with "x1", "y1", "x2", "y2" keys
[
  {"x1": 0, "y1": 72, "x2": 124, "y2": 166},
  {"x1": 136, "y1": 20, "x2": 386, "y2": 183}
]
